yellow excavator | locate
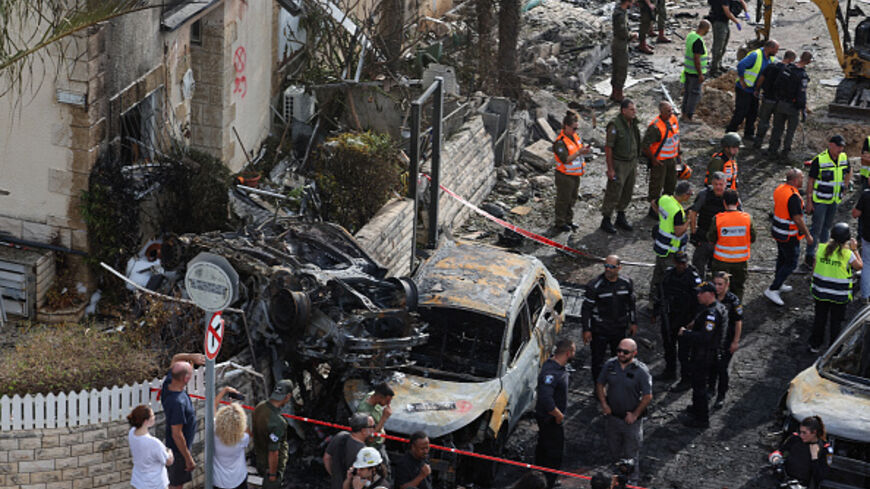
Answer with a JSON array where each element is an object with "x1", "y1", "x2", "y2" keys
[{"x1": 739, "y1": 0, "x2": 870, "y2": 116}]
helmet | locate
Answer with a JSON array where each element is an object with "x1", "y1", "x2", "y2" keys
[
  {"x1": 831, "y1": 222, "x2": 851, "y2": 243},
  {"x1": 721, "y1": 132, "x2": 742, "y2": 148},
  {"x1": 676, "y1": 162, "x2": 693, "y2": 180},
  {"x1": 352, "y1": 447, "x2": 383, "y2": 468}
]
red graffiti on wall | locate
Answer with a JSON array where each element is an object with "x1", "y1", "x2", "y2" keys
[{"x1": 233, "y1": 46, "x2": 247, "y2": 98}]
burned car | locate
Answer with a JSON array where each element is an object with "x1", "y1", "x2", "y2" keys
[
  {"x1": 344, "y1": 241, "x2": 565, "y2": 485},
  {"x1": 783, "y1": 305, "x2": 870, "y2": 489}
]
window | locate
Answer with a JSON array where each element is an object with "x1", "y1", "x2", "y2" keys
[
  {"x1": 508, "y1": 304, "x2": 531, "y2": 367},
  {"x1": 822, "y1": 321, "x2": 870, "y2": 383},
  {"x1": 410, "y1": 308, "x2": 504, "y2": 379},
  {"x1": 119, "y1": 89, "x2": 163, "y2": 164},
  {"x1": 190, "y1": 19, "x2": 202, "y2": 46},
  {"x1": 527, "y1": 282, "x2": 546, "y2": 326}
]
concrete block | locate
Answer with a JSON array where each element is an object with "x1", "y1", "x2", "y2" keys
[
  {"x1": 19, "y1": 459, "x2": 55, "y2": 472},
  {"x1": 55, "y1": 457, "x2": 78, "y2": 470},
  {"x1": 520, "y1": 139, "x2": 553, "y2": 172},
  {"x1": 61, "y1": 468, "x2": 86, "y2": 479},
  {"x1": 0, "y1": 216, "x2": 23, "y2": 239},
  {"x1": 18, "y1": 437, "x2": 42, "y2": 450},
  {"x1": 87, "y1": 461, "x2": 113, "y2": 476},
  {"x1": 71, "y1": 477, "x2": 92, "y2": 489},
  {"x1": 59, "y1": 433, "x2": 83, "y2": 446},
  {"x1": 36, "y1": 447, "x2": 69, "y2": 459},
  {"x1": 21, "y1": 220, "x2": 56, "y2": 244},
  {"x1": 45, "y1": 481, "x2": 72, "y2": 489},
  {"x1": 30, "y1": 471, "x2": 61, "y2": 484},
  {"x1": 76, "y1": 452, "x2": 101, "y2": 466},
  {"x1": 39, "y1": 435, "x2": 60, "y2": 449},
  {"x1": 20, "y1": 484, "x2": 46, "y2": 489},
  {"x1": 9, "y1": 450, "x2": 35, "y2": 462},
  {"x1": 92, "y1": 472, "x2": 120, "y2": 486},
  {"x1": 7, "y1": 473, "x2": 30, "y2": 485}
]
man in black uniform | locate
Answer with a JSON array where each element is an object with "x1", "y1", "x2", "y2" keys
[
  {"x1": 582, "y1": 255, "x2": 638, "y2": 384},
  {"x1": 652, "y1": 251, "x2": 701, "y2": 385},
  {"x1": 753, "y1": 50, "x2": 795, "y2": 149},
  {"x1": 535, "y1": 339, "x2": 576, "y2": 489},
  {"x1": 677, "y1": 282, "x2": 727, "y2": 429},
  {"x1": 707, "y1": 271, "x2": 743, "y2": 410},
  {"x1": 768, "y1": 51, "x2": 813, "y2": 159},
  {"x1": 688, "y1": 171, "x2": 727, "y2": 278}
]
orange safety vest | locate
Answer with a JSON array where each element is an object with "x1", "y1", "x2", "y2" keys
[
  {"x1": 647, "y1": 115, "x2": 680, "y2": 162},
  {"x1": 713, "y1": 210, "x2": 752, "y2": 263},
  {"x1": 771, "y1": 183, "x2": 804, "y2": 242},
  {"x1": 705, "y1": 152, "x2": 738, "y2": 190},
  {"x1": 554, "y1": 130, "x2": 586, "y2": 176}
]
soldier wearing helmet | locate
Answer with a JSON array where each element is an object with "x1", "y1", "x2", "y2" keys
[
  {"x1": 343, "y1": 447, "x2": 389, "y2": 489},
  {"x1": 705, "y1": 133, "x2": 741, "y2": 191},
  {"x1": 809, "y1": 222, "x2": 863, "y2": 353}
]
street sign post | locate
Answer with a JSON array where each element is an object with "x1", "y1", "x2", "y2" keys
[{"x1": 184, "y1": 253, "x2": 238, "y2": 489}]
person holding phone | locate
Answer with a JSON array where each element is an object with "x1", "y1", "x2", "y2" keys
[{"x1": 214, "y1": 387, "x2": 251, "y2": 489}]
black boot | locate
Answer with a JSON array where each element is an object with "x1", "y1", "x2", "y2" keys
[
  {"x1": 615, "y1": 212, "x2": 633, "y2": 231},
  {"x1": 600, "y1": 216, "x2": 617, "y2": 234}
]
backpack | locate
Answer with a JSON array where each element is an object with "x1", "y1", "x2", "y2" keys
[{"x1": 773, "y1": 64, "x2": 802, "y2": 103}]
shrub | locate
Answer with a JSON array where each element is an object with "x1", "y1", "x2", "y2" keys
[
  {"x1": 0, "y1": 325, "x2": 159, "y2": 396},
  {"x1": 311, "y1": 131, "x2": 403, "y2": 233}
]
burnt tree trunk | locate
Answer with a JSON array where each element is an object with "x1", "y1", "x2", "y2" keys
[
  {"x1": 377, "y1": 0, "x2": 405, "y2": 72},
  {"x1": 497, "y1": 0, "x2": 520, "y2": 98},
  {"x1": 476, "y1": 0, "x2": 494, "y2": 92}
]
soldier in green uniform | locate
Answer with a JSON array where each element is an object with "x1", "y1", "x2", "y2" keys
[
  {"x1": 253, "y1": 380, "x2": 293, "y2": 489},
  {"x1": 601, "y1": 99, "x2": 642, "y2": 234},
  {"x1": 611, "y1": 0, "x2": 637, "y2": 102}
]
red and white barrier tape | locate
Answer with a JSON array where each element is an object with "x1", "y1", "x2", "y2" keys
[{"x1": 150, "y1": 388, "x2": 649, "y2": 489}]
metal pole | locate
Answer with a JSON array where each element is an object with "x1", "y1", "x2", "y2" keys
[
  {"x1": 204, "y1": 320, "x2": 215, "y2": 489},
  {"x1": 409, "y1": 102, "x2": 421, "y2": 272},
  {"x1": 427, "y1": 77, "x2": 443, "y2": 249}
]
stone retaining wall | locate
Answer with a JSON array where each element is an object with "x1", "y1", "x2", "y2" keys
[
  {"x1": 355, "y1": 114, "x2": 497, "y2": 276},
  {"x1": 0, "y1": 408, "x2": 206, "y2": 489}
]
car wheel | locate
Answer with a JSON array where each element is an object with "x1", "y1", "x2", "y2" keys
[{"x1": 470, "y1": 426, "x2": 508, "y2": 486}]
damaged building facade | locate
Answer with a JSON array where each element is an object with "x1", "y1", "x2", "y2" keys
[{"x1": 0, "y1": 0, "x2": 281, "y2": 292}]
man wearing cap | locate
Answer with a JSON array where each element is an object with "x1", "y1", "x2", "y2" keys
[
  {"x1": 707, "y1": 189, "x2": 756, "y2": 300},
  {"x1": 650, "y1": 181, "x2": 693, "y2": 304},
  {"x1": 253, "y1": 380, "x2": 294, "y2": 488},
  {"x1": 678, "y1": 282, "x2": 728, "y2": 429},
  {"x1": 324, "y1": 414, "x2": 374, "y2": 489},
  {"x1": 160, "y1": 352, "x2": 206, "y2": 489},
  {"x1": 652, "y1": 251, "x2": 701, "y2": 386},
  {"x1": 688, "y1": 172, "x2": 728, "y2": 278},
  {"x1": 805, "y1": 135, "x2": 851, "y2": 270}
]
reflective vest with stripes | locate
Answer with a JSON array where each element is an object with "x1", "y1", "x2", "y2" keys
[
  {"x1": 647, "y1": 115, "x2": 680, "y2": 162},
  {"x1": 743, "y1": 48, "x2": 774, "y2": 88},
  {"x1": 705, "y1": 152, "x2": 738, "y2": 190},
  {"x1": 771, "y1": 183, "x2": 804, "y2": 242},
  {"x1": 554, "y1": 130, "x2": 586, "y2": 176},
  {"x1": 713, "y1": 210, "x2": 752, "y2": 263},
  {"x1": 683, "y1": 31, "x2": 709, "y2": 75},
  {"x1": 861, "y1": 136, "x2": 870, "y2": 178},
  {"x1": 812, "y1": 243, "x2": 854, "y2": 303},
  {"x1": 812, "y1": 149, "x2": 849, "y2": 204},
  {"x1": 653, "y1": 195, "x2": 687, "y2": 257}
]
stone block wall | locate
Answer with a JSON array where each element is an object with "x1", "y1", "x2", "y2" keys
[
  {"x1": 355, "y1": 114, "x2": 497, "y2": 276},
  {"x1": 0, "y1": 407, "x2": 206, "y2": 489}
]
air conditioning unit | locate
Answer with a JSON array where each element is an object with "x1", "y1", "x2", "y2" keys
[{"x1": 283, "y1": 85, "x2": 315, "y2": 123}]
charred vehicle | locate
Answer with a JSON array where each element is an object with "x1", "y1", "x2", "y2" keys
[
  {"x1": 158, "y1": 218, "x2": 428, "y2": 420},
  {"x1": 783, "y1": 305, "x2": 870, "y2": 489},
  {"x1": 344, "y1": 241, "x2": 565, "y2": 486}
]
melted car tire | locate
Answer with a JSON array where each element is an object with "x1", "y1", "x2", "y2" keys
[
  {"x1": 269, "y1": 288, "x2": 312, "y2": 333},
  {"x1": 388, "y1": 276, "x2": 418, "y2": 312}
]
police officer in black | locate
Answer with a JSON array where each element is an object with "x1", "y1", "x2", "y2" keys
[
  {"x1": 651, "y1": 251, "x2": 701, "y2": 386},
  {"x1": 677, "y1": 282, "x2": 727, "y2": 429},
  {"x1": 582, "y1": 255, "x2": 638, "y2": 384},
  {"x1": 707, "y1": 271, "x2": 743, "y2": 410},
  {"x1": 535, "y1": 339, "x2": 576, "y2": 489}
]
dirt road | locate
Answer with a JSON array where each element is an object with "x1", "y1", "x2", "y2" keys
[{"x1": 469, "y1": 1, "x2": 869, "y2": 487}]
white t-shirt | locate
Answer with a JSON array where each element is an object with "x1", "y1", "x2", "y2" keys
[
  {"x1": 128, "y1": 428, "x2": 170, "y2": 489},
  {"x1": 214, "y1": 431, "x2": 250, "y2": 488}
]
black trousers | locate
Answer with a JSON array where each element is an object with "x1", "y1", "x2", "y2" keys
[
  {"x1": 707, "y1": 350, "x2": 732, "y2": 399},
  {"x1": 661, "y1": 315, "x2": 693, "y2": 379},
  {"x1": 535, "y1": 416, "x2": 565, "y2": 489},
  {"x1": 810, "y1": 300, "x2": 847, "y2": 349},
  {"x1": 591, "y1": 331, "x2": 624, "y2": 383},
  {"x1": 726, "y1": 88, "x2": 759, "y2": 138},
  {"x1": 690, "y1": 349, "x2": 712, "y2": 422}
]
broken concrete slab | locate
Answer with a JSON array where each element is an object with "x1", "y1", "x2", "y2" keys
[
  {"x1": 536, "y1": 117, "x2": 557, "y2": 142},
  {"x1": 521, "y1": 139, "x2": 554, "y2": 172}
]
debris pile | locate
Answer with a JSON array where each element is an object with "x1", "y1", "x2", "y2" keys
[{"x1": 695, "y1": 71, "x2": 738, "y2": 126}]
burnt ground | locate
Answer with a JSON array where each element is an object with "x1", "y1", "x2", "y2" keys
[{"x1": 460, "y1": 1, "x2": 869, "y2": 488}]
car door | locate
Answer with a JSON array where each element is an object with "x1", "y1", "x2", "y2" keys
[{"x1": 501, "y1": 300, "x2": 541, "y2": 432}]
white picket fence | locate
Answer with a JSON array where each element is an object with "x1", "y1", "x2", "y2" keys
[{"x1": 0, "y1": 367, "x2": 206, "y2": 431}]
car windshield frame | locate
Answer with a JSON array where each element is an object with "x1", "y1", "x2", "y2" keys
[{"x1": 818, "y1": 305, "x2": 870, "y2": 392}]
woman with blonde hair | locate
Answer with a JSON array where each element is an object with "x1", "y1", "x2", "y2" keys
[
  {"x1": 127, "y1": 404, "x2": 173, "y2": 489},
  {"x1": 214, "y1": 387, "x2": 252, "y2": 489}
]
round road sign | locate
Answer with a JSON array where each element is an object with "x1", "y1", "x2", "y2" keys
[
  {"x1": 185, "y1": 252, "x2": 239, "y2": 312},
  {"x1": 205, "y1": 312, "x2": 224, "y2": 360}
]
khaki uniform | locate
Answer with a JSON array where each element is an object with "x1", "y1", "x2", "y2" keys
[
  {"x1": 642, "y1": 124, "x2": 678, "y2": 203},
  {"x1": 253, "y1": 401, "x2": 289, "y2": 489},
  {"x1": 602, "y1": 114, "x2": 641, "y2": 217},
  {"x1": 553, "y1": 137, "x2": 582, "y2": 227},
  {"x1": 612, "y1": 6, "x2": 630, "y2": 90}
]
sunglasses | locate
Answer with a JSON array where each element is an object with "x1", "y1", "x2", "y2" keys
[
  {"x1": 604, "y1": 264, "x2": 619, "y2": 269},
  {"x1": 616, "y1": 348, "x2": 634, "y2": 355}
]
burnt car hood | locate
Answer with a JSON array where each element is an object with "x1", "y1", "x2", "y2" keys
[
  {"x1": 344, "y1": 374, "x2": 501, "y2": 438},
  {"x1": 786, "y1": 365, "x2": 870, "y2": 442}
]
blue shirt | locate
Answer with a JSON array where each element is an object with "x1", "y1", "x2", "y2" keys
[
  {"x1": 161, "y1": 372, "x2": 197, "y2": 452},
  {"x1": 735, "y1": 51, "x2": 774, "y2": 93}
]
